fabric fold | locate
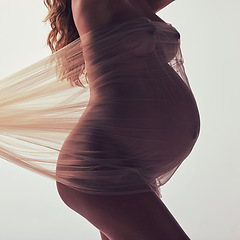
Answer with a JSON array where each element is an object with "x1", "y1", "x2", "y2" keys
[{"x1": 0, "y1": 17, "x2": 200, "y2": 197}]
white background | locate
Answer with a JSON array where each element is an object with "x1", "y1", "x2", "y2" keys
[{"x1": 0, "y1": 0, "x2": 239, "y2": 239}]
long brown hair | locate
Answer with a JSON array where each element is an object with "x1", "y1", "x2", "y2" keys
[{"x1": 43, "y1": 0, "x2": 87, "y2": 87}]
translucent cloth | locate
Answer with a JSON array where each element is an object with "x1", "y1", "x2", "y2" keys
[{"x1": 0, "y1": 18, "x2": 200, "y2": 197}]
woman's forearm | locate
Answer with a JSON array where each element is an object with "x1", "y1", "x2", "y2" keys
[{"x1": 154, "y1": 0, "x2": 175, "y2": 12}]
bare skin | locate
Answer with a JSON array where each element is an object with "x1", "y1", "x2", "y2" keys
[
  {"x1": 71, "y1": 0, "x2": 175, "y2": 35},
  {"x1": 57, "y1": 182, "x2": 190, "y2": 240},
  {"x1": 57, "y1": 0, "x2": 190, "y2": 239}
]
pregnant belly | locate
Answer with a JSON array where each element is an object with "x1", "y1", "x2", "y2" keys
[
  {"x1": 58, "y1": 70, "x2": 200, "y2": 184},
  {"x1": 88, "y1": 65, "x2": 199, "y2": 130},
  {"x1": 76, "y1": 70, "x2": 200, "y2": 163}
]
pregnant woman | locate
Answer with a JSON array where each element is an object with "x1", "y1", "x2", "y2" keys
[
  {"x1": 54, "y1": 0, "x2": 200, "y2": 239},
  {"x1": 0, "y1": 0, "x2": 200, "y2": 239}
]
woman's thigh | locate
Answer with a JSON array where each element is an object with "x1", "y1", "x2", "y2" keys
[{"x1": 56, "y1": 182, "x2": 190, "y2": 240}]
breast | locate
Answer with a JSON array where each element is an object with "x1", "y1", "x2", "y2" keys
[
  {"x1": 119, "y1": 21, "x2": 181, "y2": 62},
  {"x1": 119, "y1": 29, "x2": 157, "y2": 57},
  {"x1": 156, "y1": 28, "x2": 181, "y2": 62}
]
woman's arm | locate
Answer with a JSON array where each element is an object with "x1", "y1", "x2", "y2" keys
[{"x1": 149, "y1": 0, "x2": 175, "y2": 12}]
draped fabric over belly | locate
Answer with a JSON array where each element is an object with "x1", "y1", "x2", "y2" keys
[{"x1": 0, "y1": 18, "x2": 200, "y2": 197}]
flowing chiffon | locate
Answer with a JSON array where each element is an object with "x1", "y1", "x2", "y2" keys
[{"x1": 0, "y1": 18, "x2": 200, "y2": 197}]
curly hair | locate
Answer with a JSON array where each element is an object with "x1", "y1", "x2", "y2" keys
[{"x1": 43, "y1": 0, "x2": 87, "y2": 87}]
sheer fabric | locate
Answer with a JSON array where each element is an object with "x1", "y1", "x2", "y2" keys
[{"x1": 0, "y1": 18, "x2": 200, "y2": 197}]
